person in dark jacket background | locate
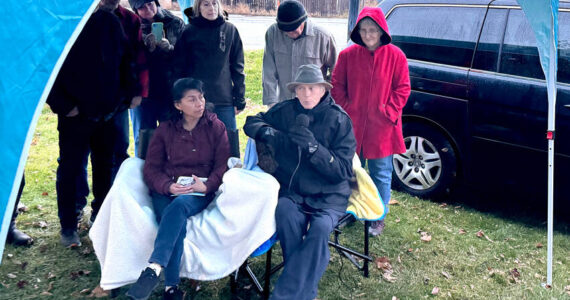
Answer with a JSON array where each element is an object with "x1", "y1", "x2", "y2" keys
[
  {"x1": 126, "y1": 78, "x2": 230, "y2": 300},
  {"x1": 173, "y1": 0, "x2": 245, "y2": 155},
  {"x1": 128, "y1": 0, "x2": 185, "y2": 157},
  {"x1": 244, "y1": 64, "x2": 356, "y2": 300},
  {"x1": 46, "y1": 6, "x2": 137, "y2": 248}
]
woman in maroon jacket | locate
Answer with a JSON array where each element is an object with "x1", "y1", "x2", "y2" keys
[
  {"x1": 127, "y1": 78, "x2": 230, "y2": 300},
  {"x1": 331, "y1": 7, "x2": 411, "y2": 236}
]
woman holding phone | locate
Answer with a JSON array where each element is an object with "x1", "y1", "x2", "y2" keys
[
  {"x1": 128, "y1": 0, "x2": 185, "y2": 157},
  {"x1": 173, "y1": 0, "x2": 245, "y2": 154},
  {"x1": 127, "y1": 78, "x2": 230, "y2": 300}
]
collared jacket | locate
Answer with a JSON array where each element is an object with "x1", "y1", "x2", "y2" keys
[
  {"x1": 262, "y1": 19, "x2": 337, "y2": 106},
  {"x1": 47, "y1": 10, "x2": 133, "y2": 119},
  {"x1": 244, "y1": 93, "x2": 356, "y2": 212},
  {"x1": 172, "y1": 15, "x2": 246, "y2": 110},
  {"x1": 331, "y1": 7, "x2": 411, "y2": 159},
  {"x1": 115, "y1": 5, "x2": 149, "y2": 98},
  {"x1": 140, "y1": 8, "x2": 185, "y2": 103},
  {"x1": 143, "y1": 111, "x2": 230, "y2": 196}
]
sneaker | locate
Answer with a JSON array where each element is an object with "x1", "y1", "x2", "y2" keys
[
  {"x1": 163, "y1": 286, "x2": 185, "y2": 300},
  {"x1": 60, "y1": 229, "x2": 81, "y2": 248},
  {"x1": 126, "y1": 267, "x2": 160, "y2": 300},
  {"x1": 368, "y1": 220, "x2": 385, "y2": 236}
]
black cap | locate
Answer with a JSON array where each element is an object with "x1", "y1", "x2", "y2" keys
[
  {"x1": 129, "y1": 0, "x2": 159, "y2": 10},
  {"x1": 277, "y1": 1, "x2": 307, "y2": 32}
]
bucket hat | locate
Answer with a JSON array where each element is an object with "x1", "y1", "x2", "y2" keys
[{"x1": 287, "y1": 64, "x2": 333, "y2": 92}]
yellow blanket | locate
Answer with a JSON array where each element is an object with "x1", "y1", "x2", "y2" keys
[{"x1": 347, "y1": 155, "x2": 386, "y2": 221}]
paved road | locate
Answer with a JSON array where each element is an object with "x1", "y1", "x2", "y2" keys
[{"x1": 171, "y1": 11, "x2": 350, "y2": 50}]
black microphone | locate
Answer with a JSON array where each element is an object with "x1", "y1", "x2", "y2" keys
[{"x1": 295, "y1": 114, "x2": 310, "y2": 128}]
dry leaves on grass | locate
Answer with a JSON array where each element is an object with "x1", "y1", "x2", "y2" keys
[
  {"x1": 418, "y1": 230, "x2": 432, "y2": 242},
  {"x1": 431, "y1": 286, "x2": 440, "y2": 295},
  {"x1": 441, "y1": 271, "x2": 451, "y2": 279},
  {"x1": 88, "y1": 285, "x2": 109, "y2": 298},
  {"x1": 388, "y1": 199, "x2": 400, "y2": 205},
  {"x1": 476, "y1": 230, "x2": 494, "y2": 242},
  {"x1": 536, "y1": 243, "x2": 543, "y2": 248},
  {"x1": 33, "y1": 221, "x2": 48, "y2": 228},
  {"x1": 509, "y1": 268, "x2": 521, "y2": 283},
  {"x1": 375, "y1": 256, "x2": 397, "y2": 283},
  {"x1": 564, "y1": 285, "x2": 570, "y2": 296},
  {"x1": 458, "y1": 229, "x2": 466, "y2": 234}
]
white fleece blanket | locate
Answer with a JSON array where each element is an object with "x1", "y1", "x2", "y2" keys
[{"x1": 89, "y1": 157, "x2": 279, "y2": 290}]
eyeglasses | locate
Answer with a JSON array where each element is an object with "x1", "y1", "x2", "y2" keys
[{"x1": 359, "y1": 28, "x2": 381, "y2": 36}]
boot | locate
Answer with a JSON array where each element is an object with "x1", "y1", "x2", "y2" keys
[{"x1": 7, "y1": 218, "x2": 33, "y2": 247}]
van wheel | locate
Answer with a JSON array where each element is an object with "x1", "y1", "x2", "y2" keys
[{"x1": 392, "y1": 123, "x2": 457, "y2": 199}]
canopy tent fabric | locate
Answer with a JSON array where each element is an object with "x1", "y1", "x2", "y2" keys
[{"x1": 0, "y1": 0, "x2": 99, "y2": 263}]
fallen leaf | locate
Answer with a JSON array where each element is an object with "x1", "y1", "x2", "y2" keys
[
  {"x1": 46, "y1": 282, "x2": 53, "y2": 292},
  {"x1": 439, "y1": 203, "x2": 447, "y2": 207},
  {"x1": 441, "y1": 271, "x2": 451, "y2": 279},
  {"x1": 476, "y1": 230, "x2": 485, "y2": 237},
  {"x1": 395, "y1": 217, "x2": 401, "y2": 223},
  {"x1": 510, "y1": 268, "x2": 520, "y2": 278},
  {"x1": 46, "y1": 272, "x2": 56, "y2": 280},
  {"x1": 89, "y1": 285, "x2": 109, "y2": 298},
  {"x1": 420, "y1": 231, "x2": 432, "y2": 242},
  {"x1": 17, "y1": 280, "x2": 28, "y2": 289},
  {"x1": 80, "y1": 248, "x2": 93, "y2": 255},
  {"x1": 407, "y1": 248, "x2": 413, "y2": 252},
  {"x1": 40, "y1": 292, "x2": 53, "y2": 296},
  {"x1": 431, "y1": 286, "x2": 439, "y2": 295},
  {"x1": 459, "y1": 229, "x2": 466, "y2": 234},
  {"x1": 34, "y1": 221, "x2": 48, "y2": 228},
  {"x1": 1, "y1": 282, "x2": 9, "y2": 288},
  {"x1": 397, "y1": 255, "x2": 402, "y2": 264},
  {"x1": 414, "y1": 216, "x2": 419, "y2": 220},
  {"x1": 7, "y1": 254, "x2": 13, "y2": 258},
  {"x1": 375, "y1": 256, "x2": 392, "y2": 271},
  {"x1": 78, "y1": 270, "x2": 91, "y2": 276},
  {"x1": 536, "y1": 243, "x2": 543, "y2": 248},
  {"x1": 454, "y1": 205, "x2": 462, "y2": 209},
  {"x1": 391, "y1": 297, "x2": 399, "y2": 300},
  {"x1": 7, "y1": 273, "x2": 17, "y2": 279},
  {"x1": 41, "y1": 192, "x2": 49, "y2": 196},
  {"x1": 382, "y1": 272, "x2": 397, "y2": 283},
  {"x1": 355, "y1": 292, "x2": 366, "y2": 297},
  {"x1": 388, "y1": 199, "x2": 400, "y2": 205},
  {"x1": 79, "y1": 288, "x2": 91, "y2": 294},
  {"x1": 36, "y1": 205, "x2": 44, "y2": 211},
  {"x1": 564, "y1": 285, "x2": 570, "y2": 292}
]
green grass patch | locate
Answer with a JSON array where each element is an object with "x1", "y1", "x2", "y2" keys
[{"x1": 1, "y1": 50, "x2": 570, "y2": 299}]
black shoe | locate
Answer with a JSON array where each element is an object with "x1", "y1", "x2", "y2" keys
[
  {"x1": 7, "y1": 227, "x2": 33, "y2": 247},
  {"x1": 163, "y1": 286, "x2": 185, "y2": 300},
  {"x1": 60, "y1": 228, "x2": 81, "y2": 248},
  {"x1": 126, "y1": 267, "x2": 160, "y2": 300}
]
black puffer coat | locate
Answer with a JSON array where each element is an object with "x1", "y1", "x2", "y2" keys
[
  {"x1": 244, "y1": 93, "x2": 356, "y2": 212},
  {"x1": 172, "y1": 14, "x2": 246, "y2": 110}
]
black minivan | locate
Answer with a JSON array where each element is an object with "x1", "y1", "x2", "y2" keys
[{"x1": 379, "y1": 0, "x2": 570, "y2": 208}]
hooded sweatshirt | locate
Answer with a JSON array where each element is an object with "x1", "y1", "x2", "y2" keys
[{"x1": 331, "y1": 7, "x2": 411, "y2": 159}]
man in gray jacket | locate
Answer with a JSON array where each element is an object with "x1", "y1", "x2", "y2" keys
[{"x1": 262, "y1": 0, "x2": 337, "y2": 107}]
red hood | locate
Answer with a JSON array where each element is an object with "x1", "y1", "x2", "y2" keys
[{"x1": 350, "y1": 7, "x2": 392, "y2": 47}]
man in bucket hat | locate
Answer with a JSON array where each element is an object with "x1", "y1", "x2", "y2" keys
[
  {"x1": 262, "y1": 0, "x2": 337, "y2": 107},
  {"x1": 245, "y1": 64, "x2": 356, "y2": 300}
]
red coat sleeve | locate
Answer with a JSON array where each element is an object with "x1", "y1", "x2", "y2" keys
[
  {"x1": 331, "y1": 50, "x2": 350, "y2": 108},
  {"x1": 384, "y1": 51, "x2": 410, "y2": 125}
]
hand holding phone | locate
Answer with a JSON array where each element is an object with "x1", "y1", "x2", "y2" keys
[{"x1": 151, "y1": 22, "x2": 164, "y2": 41}]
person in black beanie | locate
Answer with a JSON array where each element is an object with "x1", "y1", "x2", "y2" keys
[{"x1": 262, "y1": 0, "x2": 337, "y2": 107}]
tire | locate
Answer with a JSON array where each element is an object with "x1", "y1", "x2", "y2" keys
[{"x1": 392, "y1": 123, "x2": 457, "y2": 199}]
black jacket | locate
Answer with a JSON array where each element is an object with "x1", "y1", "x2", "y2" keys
[
  {"x1": 172, "y1": 15, "x2": 246, "y2": 110},
  {"x1": 47, "y1": 10, "x2": 134, "y2": 120},
  {"x1": 140, "y1": 8, "x2": 185, "y2": 103},
  {"x1": 244, "y1": 93, "x2": 356, "y2": 211}
]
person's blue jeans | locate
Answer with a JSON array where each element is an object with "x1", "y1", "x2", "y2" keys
[
  {"x1": 149, "y1": 192, "x2": 212, "y2": 286},
  {"x1": 130, "y1": 99, "x2": 172, "y2": 157},
  {"x1": 365, "y1": 155, "x2": 394, "y2": 214},
  {"x1": 214, "y1": 105, "x2": 237, "y2": 131},
  {"x1": 271, "y1": 196, "x2": 344, "y2": 300}
]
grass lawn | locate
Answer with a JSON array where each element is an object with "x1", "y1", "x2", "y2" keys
[{"x1": 1, "y1": 50, "x2": 570, "y2": 299}]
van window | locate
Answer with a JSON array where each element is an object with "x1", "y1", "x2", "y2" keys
[
  {"x1": 472, "y1": 9, "x2": 508, "y2": 72},
  {"x1": 387, "y1": 6, "x2": 485, "y2": 67},
  {"x1": 500, "y1": 9, "x2": 544, "y2": 79},
  {"x1": 558, "y1": 12, "x2": 570, "y2": 84}
]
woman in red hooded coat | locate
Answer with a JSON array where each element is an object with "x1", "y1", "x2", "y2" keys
[{"x1": 331, "y1": 7, "x2": 410, "y2": 235}]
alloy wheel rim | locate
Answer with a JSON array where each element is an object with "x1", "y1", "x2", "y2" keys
[{"x1": 393, "y1": 136, "x2": 442, "y2": 190}]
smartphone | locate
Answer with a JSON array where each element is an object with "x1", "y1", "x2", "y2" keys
[{"x1": 151, "y1": 22, "x2": 164, "y2": 41}]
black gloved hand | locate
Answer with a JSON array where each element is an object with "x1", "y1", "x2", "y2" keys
[
  {"x1": 288, "y1": 125, "x2": 319, "y2": 154},
  {"x1": 257, "y1": 126, "x2": 279, "y2": 144}
]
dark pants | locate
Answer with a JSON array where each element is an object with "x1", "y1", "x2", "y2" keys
[
  {"x1": 10, "y1": 175, "x2": 25, "y2": 223},
  {"x1": 113, "y1": 110, "x2": 130, "y2": 180},
  {"x1": 271, "y1": 196, "x2": 345, "y2": 300},
  {"x1": 56, "y1": 115, "x2": 119, "y2": 231},
  {"x1": 149, "y1": 192, "x2": 212, "y2": 286},
  {"x1": 130, "y1": 98, "x2": 172, "y2": 158}
]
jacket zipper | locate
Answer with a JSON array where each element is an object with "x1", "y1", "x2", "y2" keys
[{"x1": 288, "y1": 147, "x2": 302, "y2": 192}]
